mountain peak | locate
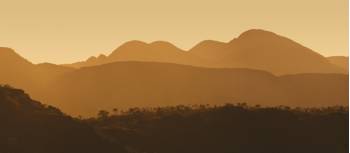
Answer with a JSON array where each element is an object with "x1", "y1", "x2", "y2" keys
[
  {"x1": 109, "y1": 40, "x2": 148, "y2": 56},
  {"x1": 150, "y1": 41, "x2": 175, "y2": 47},
  {"x1": 118, "y1": 40, "x2": 148, "y2": 48},
  {"x1": 97, "y1": 54, "x2": 107, "y2": 59},
  {"x1": 86, "y1": 56, "x2": 97, "y2": 62},
  {"x1": 196, "y1": 40, "x2": 225, "y2": 46},
  {"x1": 0, "y1": 47, "x2": 32, "y2": 66},
  {"x1": 238, "y1": 29, "x2": 279, "y2": 40},
  {"x1": 0, "y1": 47, "x2": 19, "y2": 56},
  {"x1": 149, "y1": 41, "x2": 182, "y2": 51},
  {"x1": 86, "y1": 54, "x2": 107, "y2": 62},
  {"x1": 189, "y1": 40, "x2": 226, "y2": 53}
]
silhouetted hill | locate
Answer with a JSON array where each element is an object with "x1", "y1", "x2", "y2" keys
[
  {"x1": 189, "y1": 29, "x2": 345, "y2": 75},
  {"x1": 0, "y1": 48, "x2": 36, "y2": 90},
  {"x1": 65, "y1": 40, "x2": 209, "y2": 69},
  {"x1": 107, "y1": 40, "x2": 207, "y2": 65},
  {"x1": 63, "y1": 54, "x2": 108, "y2": 68},
  {"x1": 0, "y1": 85, "x2": 347, "y2": 153},
  {"x1": 0, "y1": 85, "x2": 126, "y2": 153},
  {"x1": 327, "y1": 56, "x2": 348, "y2": 72},
  {"x1": 0, "y1": 48, "x2": 75, "y2": 100},
  {"x1": 46, "y1": 62, "x2": 348, "y2": 116},
  {"x1": 0, "y1": 47, "x2": 33, "y2": 67},
  {"x1": 88, "y1": 104, "x2": 349, "y2": 153},
  {"x1": 64, "y1": 29, "x2": 346, "y2": 75}
]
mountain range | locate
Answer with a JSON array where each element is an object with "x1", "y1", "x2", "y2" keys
[
  {"x1": 0, "y1": 29, "x2": 348, "y2": 116},
  {"x1": 50, "y1": 62, "x2": 348, "y2": 116},
  {"x1": 64, "y1": 29, "x2": 347, "y2": 75}
]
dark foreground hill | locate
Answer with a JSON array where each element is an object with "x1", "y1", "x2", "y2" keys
[
  {"x1": 0, "y1": 85, "x2": 126, "y2": 153},
  {"x1": 0, "y1": 86, "x2": 348, "y2": 153},
  {"x1": 88, "y1": 104, "x2": 349, "y2": 153}
]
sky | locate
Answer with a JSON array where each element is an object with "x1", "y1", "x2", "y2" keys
[{"x1": 0, "y1": 0, "x2": 348, "y2": 64}]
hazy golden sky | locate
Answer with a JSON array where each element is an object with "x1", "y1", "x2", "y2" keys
[{"x1": 0, "y1": 0, "x2": 348, "y2": 64}]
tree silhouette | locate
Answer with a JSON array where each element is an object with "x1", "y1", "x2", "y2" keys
[{"x1": 97, "y1": 110, "x2": 109, "y2": 120}]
